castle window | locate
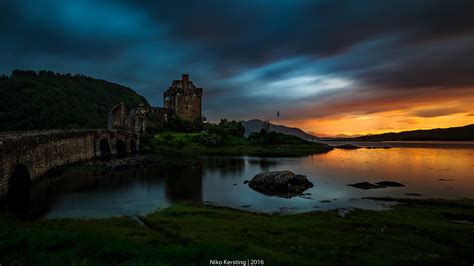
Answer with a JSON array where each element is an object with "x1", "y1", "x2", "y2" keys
[{"x1": 185, "y1": 103, "x2": 189, "y2": 110}]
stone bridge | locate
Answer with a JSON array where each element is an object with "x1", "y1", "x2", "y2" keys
[{"x1": 0, "y1": 129, "x2": 139, "y2": 208}]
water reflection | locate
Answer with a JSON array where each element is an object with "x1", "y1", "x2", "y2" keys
[
  {"x1": 202, "y1": 157, "x2": 245, "y2": 178},
  {"x1": 248, "y1": 159, "x2": 278, "y2": 172},
  {"x1": 163, "y1": 163, "x2": 203, "y2": 202},
  {"x1": 4, "y1": 142, "x2": 473, "y2": 219}
]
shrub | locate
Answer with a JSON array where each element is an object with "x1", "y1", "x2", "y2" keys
[
  {"x1": 163, "y1": 134, "x2": 175, "y2": 141},
  {"x1": 249, "y1": 131, "x2": 308, "y2": 146},
  {"x1": 196, "y1": 131, "x2": 224, "y2": 146},
  {"x1": 218, "y1": 119, "x2": 245, "y2": 137},
  {"x1": 139, "y1": 132, "x2": 155, "y2": 152}
]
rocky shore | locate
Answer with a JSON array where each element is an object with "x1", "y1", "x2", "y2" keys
[{"x1": 87, "y1": 156, "x2": 155, "y2": 171}]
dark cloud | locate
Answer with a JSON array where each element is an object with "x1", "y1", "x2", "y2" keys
[
  {"x1": 1, "y1": 0, "x2": 474, "y2": 122},
  {"x1": 415, "y1": 108, "x2": 465, "y2": 118}
]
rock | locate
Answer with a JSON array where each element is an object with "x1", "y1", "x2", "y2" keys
[
  {"x1": 348, "y1": 181, "x2": 404, "y2": 189},
  {"x1": 334, "y1": 144, "x2": 361, "y2": 149},
  {"x1": 365, "y1": 146, "x2": 392, "y2": 149},
  {"x1": 204, "y1": 201, "x2": 218, "y2": 206},
  {"x1": 375, "y1": 181, "x2": 405, "y2": 187},
  {"x1": 298, "y1": 194, "x2": 312, "y2": 199},
  {"x1": 278, "y1": 207, "x2": 298, "y2": 214},
  {"x1": 103, "y1": 156, "x2": 154, "y2": 171},
  {"x1": 405, "y1": 193, "x2": 423, "y2": 196},
  {"x1": 248, "y1": 170, "x2": 313, "y2": 197},
  {"x1": 348, "y1": 182, "x2": 383, "y2": 190},
  {"x1": 337, "y1": 208, "x2": 353, "y2": 217}
]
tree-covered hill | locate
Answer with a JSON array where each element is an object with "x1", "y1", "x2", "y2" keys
[
  {"x1": 0, "y1": 70, "x2": 148, "y2": 131},
  {"x1": 353, "y1": 124, "x2": 474, "y2": 141}
]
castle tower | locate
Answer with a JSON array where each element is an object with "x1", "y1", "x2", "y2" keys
[{"x1": 163, "y1": 74, "x2": 203, "y2": 121}]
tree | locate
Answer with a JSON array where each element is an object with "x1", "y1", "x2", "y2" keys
[
  {"x1": 260, "y1": 120, "x2": 271, "y2": 134},
  {"x1": 218, "y1": 119, "x2": 245, "y2": 137},
  {"x1": 0, "y1": 70, "x2": 148, "y2": 131}
]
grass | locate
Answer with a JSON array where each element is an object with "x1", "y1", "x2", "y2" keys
[
  {"x1": 1, "y1": 198, "x2": 473, "y2": 265},
  {"x1": 143, "y1": 132, "x2": 332, "y2": 156}
]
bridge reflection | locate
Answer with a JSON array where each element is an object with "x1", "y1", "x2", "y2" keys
[{"x1": 1, "y1": 157, "x2": 203, "y2": 218}]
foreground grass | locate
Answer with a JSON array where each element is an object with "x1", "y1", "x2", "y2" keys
[
  {"x1": 145, "y1": 132, "x2": 332, "y2": 156},
  {"x1": 1, "y1": 199, "x2": 473, "y2": 265}
]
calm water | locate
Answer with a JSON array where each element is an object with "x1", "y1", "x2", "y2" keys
[{"x1": 25, "y1": 142, "x2": 474, "y2": 218}]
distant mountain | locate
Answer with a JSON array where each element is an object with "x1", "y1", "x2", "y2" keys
[
  {"x1": 241, "y1": 119, "x2": 318, "y2": 140},
  {"x1": 352, "y1": 124, "x2": 474, "y2": 141},
  {"x1": 0, "y1": 70, "x2": 148, "y2": 131},
  {"x1": 311, "y1": 132, "x2": 363, "y2": 139}
]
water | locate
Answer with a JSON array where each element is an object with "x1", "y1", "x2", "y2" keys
[{"x1": 23, "y1": 142, "x2": 474, "y2": 218}]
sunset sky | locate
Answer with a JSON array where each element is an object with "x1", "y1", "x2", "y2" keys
[{"x1": 1, "y1": 0, "x2": 473, "y2": 136}]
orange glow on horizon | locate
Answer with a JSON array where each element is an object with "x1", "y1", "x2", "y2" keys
[{"x1": 279, "y1": 101, "x2": 474, "y2": 137}]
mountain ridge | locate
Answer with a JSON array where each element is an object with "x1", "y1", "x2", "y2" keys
[
  {"x1": 241, "y1": 119, "x2": 318, "y2": 140},
  {"x1": 352, "y1": 124, "x2": 474, "y2": 141}
]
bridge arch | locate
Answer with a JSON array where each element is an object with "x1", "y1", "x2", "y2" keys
[
  {"x1": 7, "y1": 163, "x2": 32, "y2": 212},
  {"x1": 99, "y1": 139, "x2": 111, "y2": 160},
  {"x1": 116, "y1": 139, "x2": 127, "y2": 158}
]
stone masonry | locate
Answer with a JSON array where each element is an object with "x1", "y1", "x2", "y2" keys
[{"x1": 0, "y1": 129, "x2": 139, "y2": 199}]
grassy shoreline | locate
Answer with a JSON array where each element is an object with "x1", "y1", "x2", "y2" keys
[
  {"x1": 1, "y1": 198, "x2": 473, "y2": 265},
  {"x1": 142, "y1": 132, "x2": 333, "y2": 156},
  {"x1": 148, "y1": 143, "x2": 332, "y2": 156}
]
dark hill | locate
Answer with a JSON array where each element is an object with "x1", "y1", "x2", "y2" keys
[
  {"x1": 353, "y1": 124, "x2": 474, "y2": 141},
  {"x1": 241, "y1": 119, "x2": 318, "y2": 140},
  {"x1": 0, "y1": 70, "x2": 148, "y2": 131}
]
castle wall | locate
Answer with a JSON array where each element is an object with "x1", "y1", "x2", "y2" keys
[
  {"x1": 147, "y1": 107, "x2": 170, "y2": 129},
  {"x1": 110, "y1": 103, "x2": 127, "y2": 129},
  {"x1": 172, "y1": 89, "x2": 202, "y2": 121},
  {"x1": 164, "y1": 74, "x2": 203, "y2": 122}
]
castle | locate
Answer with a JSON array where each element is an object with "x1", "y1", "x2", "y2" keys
[{"x1": 108, "y1": 74, "x2": 203, "y2": 132}]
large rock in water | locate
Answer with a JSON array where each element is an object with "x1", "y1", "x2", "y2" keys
[{"x1": 248, "y1": 171, "x2": 313, "y2": 197}]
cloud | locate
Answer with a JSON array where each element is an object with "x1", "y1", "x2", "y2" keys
[
  {"x1": 414, "y1": 108, "x2": 464, "y2": 118},
  {"x1": 1, "y1": 0, "x2": 474, "y2": 131}
]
